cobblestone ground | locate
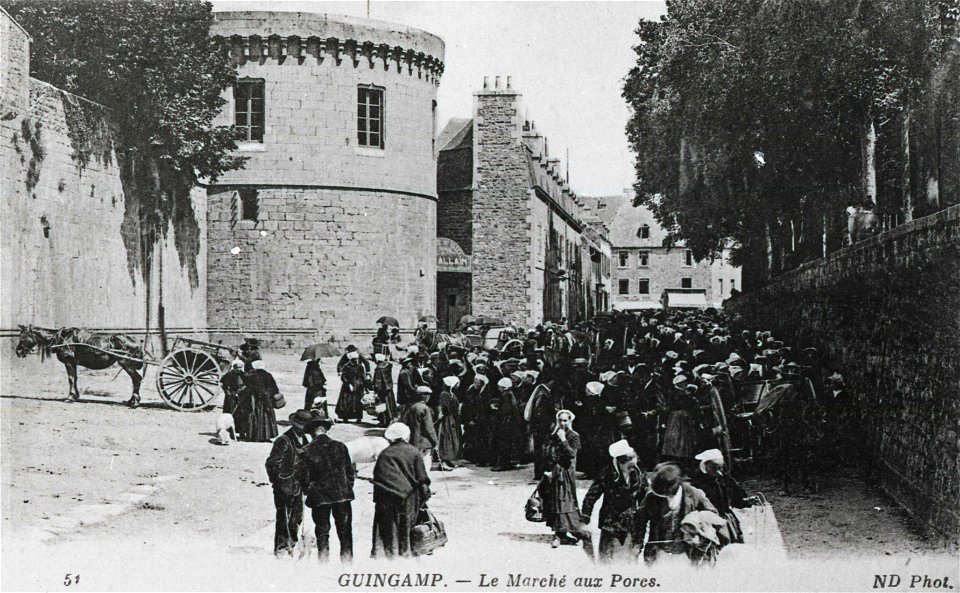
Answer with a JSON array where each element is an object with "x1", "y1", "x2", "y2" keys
[{"x1": 1, "y1": 351, "x2": 953, "y2": 591}]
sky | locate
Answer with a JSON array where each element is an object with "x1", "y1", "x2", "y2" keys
[{"x1": 211, "y1": 0, "x2": 668, "y2": 196}]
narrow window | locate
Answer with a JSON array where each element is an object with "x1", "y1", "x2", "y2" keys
[
  {"x1": 234, "y1": 79, "x2": 265, "y2": 142},
  {"x1": 432, "y1": 99, "x2": 437, "y2": 158},
  {"x1": 618, "y1": 251, "x2": 629, "y2": 268},
  {"x1": 638, "y1": 251, "x2": 649, "y2": 267},
  {"x1": 681, "y1": 277, "x2": 692, "y2": 289},
  {"x1": 731, "y1": 279, "x2": 736, "y2": 291},
  {"x1": 719, "y1": 278, "x2": 724, "y2": 294},
  {"x1": 239, "y1": 188, "x2": 259, "y2": 221},
  {"x1": 638, "y1": 278, "x2": 650, "y2": 294},
  {"x1": 618, "y1": 279, "x2": 630, "y2": 295},
  {"x1": 684, "y1": 249, "x2": 694, "y2": 266},
  {"x1": 638, "y1": 224, "x2": 650, "y2": 239},
  {"x1": 358, "y1": 85, "x2": 385, "y2": 148}
]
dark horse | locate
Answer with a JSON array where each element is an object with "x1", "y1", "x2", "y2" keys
[{"x1": 15, "y1": 325, "x2": 146, "y2": 407}]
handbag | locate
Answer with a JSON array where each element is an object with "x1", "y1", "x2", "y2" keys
[
  {"x1": 525, "y1": 484, "x2": 546, "y2": 523},
  {"x1": 272, "y1": 391, "x2": 286, "y2": 409},
  {"x1": 410, "y1": 505, "x2": 448, "y2": 556}
]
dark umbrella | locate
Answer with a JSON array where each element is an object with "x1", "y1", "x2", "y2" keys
[
  {"x1": 301, "y1": 343, "x2": 341, "y2": 361},
  {"x1": 376, "y1": 316, "x2": 400, "y2": 327},
  {"x1": 419, "y1": 315, "x2": 438, "y2": 323}
]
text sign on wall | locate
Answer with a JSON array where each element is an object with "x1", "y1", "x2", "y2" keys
[{"x1": 437, "y1": 237, "x2": 472, "y2": 273}]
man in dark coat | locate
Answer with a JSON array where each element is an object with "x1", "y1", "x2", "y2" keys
[
  {"x1": 296, "y1": 412, "x2": 355, "y2": 562},
  {"x1": 582, "y1": 440, "x2": 648, "y2": 563},
  {"x1": 265, "y1": 409, "x2": 313, "y2": 555},
  {"x1": 528, "y1": 374, "x2": 559, "y2": 480},
  {"x1": 372, "y1": 353, "x2": 396, "y2": 426},
  {"x1": 396, "y1": 354, "x2": 422, "y2": 410},
  {"x1": 371, "y1": 422, "x2": 432, "y2": 558},
  {"x1": 402, "y1": 386, "x2": 438, "y2": 473}
]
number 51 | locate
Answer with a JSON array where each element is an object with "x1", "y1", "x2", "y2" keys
[{"x1": 64, "y1": 573, "x2": 79, "y2": 586}]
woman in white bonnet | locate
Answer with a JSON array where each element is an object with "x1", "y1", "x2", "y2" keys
[{"x1": 436, "y1": 375, "x2": 462, "y2": 469}]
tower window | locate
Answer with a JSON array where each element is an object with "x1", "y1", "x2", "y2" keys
[
  {"x1": 358, "y1": 86, "x2": 385, "y2": 148},
  {"x1": 684, "y1": 249, "x2": 694, "y2": 266},
  {"x1": 234, "y1": 79, "x2": 265, "y2": 142},
  {"x1": 239, "y1": 188, "x2": 258, "y2": 221}
]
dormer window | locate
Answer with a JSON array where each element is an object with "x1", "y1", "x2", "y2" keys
[{"x1": 637, "y1": 224, "x2": 650, "y2": 239}]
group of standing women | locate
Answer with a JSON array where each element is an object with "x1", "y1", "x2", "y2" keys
[{"x1": 221, "y1": 355, "x2": 280, "y2": 443}]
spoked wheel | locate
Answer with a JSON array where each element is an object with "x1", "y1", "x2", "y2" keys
[{"x1": 156, "y1": 348, "x2": 222, "y2": 411}]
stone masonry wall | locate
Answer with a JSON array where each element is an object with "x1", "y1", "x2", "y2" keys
[
  {"x1": 206, "y1": 187, "x2": 435, "y2": 347},
  {"x1": 471, "y1": 90, "x2": 532, "y2": 325},
  {"x1": 725, "y1": 206, "x2": 960, "y2": 544},
  {"x1": 437, "y1": 189, "x2": 473, "y2": 255}
]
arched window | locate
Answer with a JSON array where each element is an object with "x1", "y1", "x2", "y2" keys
[{"x1": 637, "y1": 224, "x2": 650, "y2": 239}]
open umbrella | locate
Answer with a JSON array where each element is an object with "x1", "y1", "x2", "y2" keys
[
  {"x1": 418, "y1": 315, "x2": 438, "y2": 323},
  {"x1": 376, "y1": 316, "x2": 399, "y2": 327},
  {"x1": 459, "y1": 314, "x2": 479, "y2": 326},
  {"x1": 301, "y1": 343, "x2": 341, "y2": 361}
]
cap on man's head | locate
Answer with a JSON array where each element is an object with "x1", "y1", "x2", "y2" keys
[{"x1": 648, "y1": 463, "x2": 683, "y2": 496}]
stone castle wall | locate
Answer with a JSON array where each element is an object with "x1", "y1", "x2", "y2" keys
[
  {"x1": 1, "y1": 10, "x2": 207, "y2": 387},
  {"x1": 725, "y1": 205, "x2": 960, "y2": 544},
  {"x1": 206, "y1": 186, "x2": 435, "y2": 347},
  {"x1": 206, "y1": 12, "x2": 443, "y2": 345}
]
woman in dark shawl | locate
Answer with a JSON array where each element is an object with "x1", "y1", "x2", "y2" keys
[
  {"x1": 302, "y1": 357, "x2": 327, "y2": 413},
  {"x1": 371, "y1": 422, "x2": 431, "y2": 559},
  {"x1": 460, "y1": 373, "x2": 489, "y2": 464},
  {"x1": 437, "y1": 376, "x2": 462, "y2": 469},
  {"x1": 336, "y1": 352, "x2": 367, "y2": 422},
  {"x1": 540, "y1": 409, "x2": 593, "y2": 558},
  {"x1": 491, "y1": 378, "x2": 524, "y2": 470},
  {"x1": 244, "y1": 360, "x2": 279, "y2": 442}
]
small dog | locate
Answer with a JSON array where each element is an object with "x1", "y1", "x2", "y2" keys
[{"x1": 215, "y1": 413, "x2": 236, "y2": 445}]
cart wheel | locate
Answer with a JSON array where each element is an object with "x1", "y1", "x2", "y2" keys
[{"x1": 156, "y1": 348, "x2": 221, "y2": 411}]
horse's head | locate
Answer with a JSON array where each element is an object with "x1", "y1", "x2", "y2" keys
[{"x1": 15, "y1": 325, "x2": 41, "y2": 358}]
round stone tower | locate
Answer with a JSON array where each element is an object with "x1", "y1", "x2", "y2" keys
[{"x1": 206, "y1": 11, "x2": 443, "y2": 346}]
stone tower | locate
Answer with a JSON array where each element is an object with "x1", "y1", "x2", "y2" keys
[{"x1": 206, "y1": 11, "x2": 444, "y2": 345}]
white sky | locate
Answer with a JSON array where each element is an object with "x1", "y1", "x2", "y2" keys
[{"x1": 212, "y1": 0, "x2": 668, "y2": 196}]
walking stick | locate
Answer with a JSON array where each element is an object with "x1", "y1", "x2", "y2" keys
[{"x1": 432, "y1": 447, "x2": 451, "y2": 496}]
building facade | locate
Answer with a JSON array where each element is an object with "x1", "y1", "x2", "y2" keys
[
  {"x1": 436, "y1": 77, "x2": 611, "y2": 330},
  {"x1": 206, "y1": 11, "x2": 444, "y2": 344},
  {"x1": 584, "y1": 190, "x2": 740, "y2": 310}
]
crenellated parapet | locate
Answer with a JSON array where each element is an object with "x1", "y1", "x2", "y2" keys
[{"x1": 212, "y1": 11, "x2": 444, "y2": 85}]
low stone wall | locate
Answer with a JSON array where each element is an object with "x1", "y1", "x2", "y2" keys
[{"x1": 725, "y1": 205, "x2": 960, "y2": 545}]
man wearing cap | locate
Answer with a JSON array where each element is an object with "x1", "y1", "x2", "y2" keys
[
  {"x1": 372, "y1": 423, "x2": 431, "y2": 558},
  {"x1": 690, "y1": 449, "x2": 757, "y2": 544},
  {"x1": 402, "y1": 385, "x2": 439, "y2": 474},
  {"x1": 581, "y1": 440, "x2": 648, "y2": 563},
  {"x1": 296, "y1": 411, "x2": 355, "y2": 563},
  {"x1": 395, "y1": 353, "x2": 423, "y2": 412},
  {"x1": 632, "y1": 462, "x2": 719, "y2": 565},
  {"x1": 265, "y1": 409, "x2": 314, "y2": 556}
]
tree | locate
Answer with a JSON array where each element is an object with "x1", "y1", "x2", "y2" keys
[
  {"x1": 623, "y1": 0, "x2": 959, "y2": 289},
  {"x1": 3, "y1": 0, "x2": 245, "y2": 290}
]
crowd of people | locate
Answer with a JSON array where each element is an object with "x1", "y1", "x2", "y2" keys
[{"x1": 230, "y1": 308, "x2": 857, "y2": 565}]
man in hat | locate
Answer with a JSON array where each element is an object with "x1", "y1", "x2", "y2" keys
[
  {"x1": 296, "y1": 411, "x2": 355, "y2": 563},
  {"x1": 402, "y1": 385, "x2": 438, "y2": 474},
  {"x1": 581, "y1": 440, "x2": 648, "y2": 563},
  {"x1": 632, "y1": 462, "x2": 718, "y2": 565},
  {"x1": 396, "y1": 353, "x2": 423, "y2": 412},
  {"x1": 690, "y1": 449, "x2": 758, "y2": 545},
  {"x1": 265, "y1": 409, "x2": 314, "y2": 555},
  {"x1": 238, "y1": 337, "x2": 262, "y2": 372}
]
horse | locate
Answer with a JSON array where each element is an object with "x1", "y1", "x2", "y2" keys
[{"x1": 14, "y1": 325, "x2": 146, "y2": 407}]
